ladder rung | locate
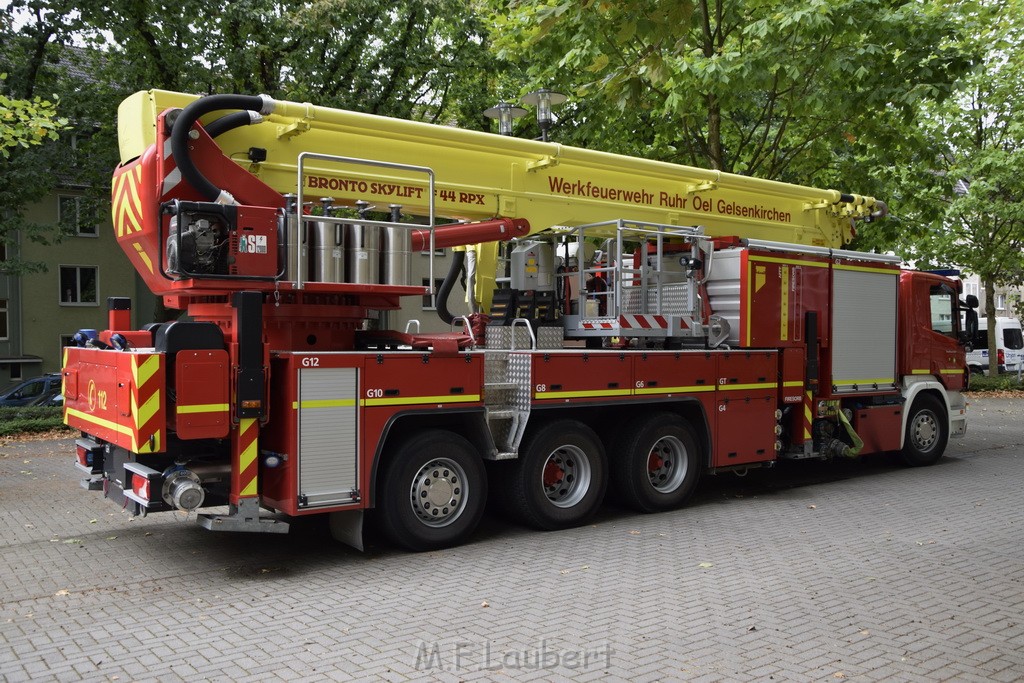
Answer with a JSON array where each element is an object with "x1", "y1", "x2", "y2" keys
[{"x1": 487, "y1": 410, "x2": 517, "y2": 420}]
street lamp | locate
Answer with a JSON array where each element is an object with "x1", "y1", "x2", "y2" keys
[
  {"x1": 483, "y1": 102, "x2": 527, "y2": 136},
  {"x1": 521, "y1": 88, "x2": 567, "y2": 142}
]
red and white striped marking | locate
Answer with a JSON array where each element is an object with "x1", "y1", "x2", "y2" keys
[
  {"x1": 618, "y1": 314, "x2": 668, "y2": 329},
  {"x1": 580, "y1": 320, "x2": 616, "y2": 330}
]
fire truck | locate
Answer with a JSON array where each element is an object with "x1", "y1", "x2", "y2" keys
[{"x1": 63, "y1": 91, "x2": 968, "y2": 551}]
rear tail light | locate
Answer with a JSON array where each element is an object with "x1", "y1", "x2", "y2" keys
[
  {"x1": 76, "y1": 444, "x2": 92, "y2": 468},
  {"x1": 998, "y1": 349, "x2": 1006, "y2": 366},
  {"x1": 132, "y1": 473, "x2": 151, "y2": 501}
]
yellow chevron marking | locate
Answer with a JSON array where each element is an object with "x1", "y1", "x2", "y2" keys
[
  {"x1": 133, "y1": 243, "x2": 154, "y2": 274},
  {"x1": 239, "y1": 417, "x2": 259, "y2": 497},
  {"x1": 138, "y1": 389, "x2": 160, "y2": 428},
  {"x1": 137, "y1": 354, "x2": 160, "y2": 386}
]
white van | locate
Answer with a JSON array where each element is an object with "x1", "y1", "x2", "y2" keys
[{"x1": 966, "y1": 316, "x2": 1024, "y2": 374}]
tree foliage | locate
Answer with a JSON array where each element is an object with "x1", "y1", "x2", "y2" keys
[
  {"x1": 885, "y1": 0, "x2": 1024, "y2": 373},
  {"x1": 490, "y1": 0, "x2": 971, "y2": 189},
  {"x1": 0, "y1": 0, "x2": 503, "y2": 275}
]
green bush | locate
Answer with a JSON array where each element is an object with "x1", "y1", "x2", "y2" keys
[
  {"x1": 0, "y1": 406, "x2": 74, "y2": 437},
  {"x1": 967, "y1": 373, "x2": 1024, "y2": 392}
]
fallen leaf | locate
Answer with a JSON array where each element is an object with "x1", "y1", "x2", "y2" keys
[
  {"x1": 833, "y1": 673, "x2": 846, "y2": 679},
  {"x1": 89, "y1": 519, "x2": 97, "y2": 524},
  {"x1": 698, "y1": 562, "x2": 714, "y2": 569},
  {"x1": 859, "y1": 629, "x2": 870, "y2": 635},
  {"x1": 807, "y1": 504, "x2": 817, "y2": 509},
  {"x1": 54, "y1": 589, "x2": 69, "y2": 597},
  {"x1": 747, "y1": 626, "x2": 757, "y2": 632},
  {"x1": 629, "y1": 530, "x2": 642, "y2": 535},
  {"x1": 481, "y1": 600, "x2": 490, "y2": 608}
]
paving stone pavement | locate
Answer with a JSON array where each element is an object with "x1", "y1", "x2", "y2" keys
[{"x1": 1, "y1": 396, "x2": 1023, "y2": 682}]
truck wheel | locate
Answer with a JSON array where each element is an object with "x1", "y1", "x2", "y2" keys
[
  {"x1": 506, "y1": 420, "x2": 607, "y2": 530},
  {"x1": 899, "y1": 394, "x2": 948, "y2": 467},
  {"x1": 612, "y1": 413, "x2": 702, "y2": 513},
  {"x1": 378, "y1": 430, "x2": 486, "y2": 551}
]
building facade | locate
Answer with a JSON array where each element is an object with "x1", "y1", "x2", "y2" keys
[{"x1": 1, "y1": 190, "x2": 150, "y2": 383}]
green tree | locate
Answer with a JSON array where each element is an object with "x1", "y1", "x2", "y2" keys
[
  {"x1": 490, "y1": 0, "x2": 970, "y2": 190},
  {"x1": 889, "y1": 0, "x2": 1024, "y2": 375},
  {"x1": 0, "y1": 0, "x2": 505, "y2": 278}
]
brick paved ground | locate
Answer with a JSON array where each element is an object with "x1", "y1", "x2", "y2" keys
[{"x1": 1, "y1": 396, "x2": 1022, "y2": 682}]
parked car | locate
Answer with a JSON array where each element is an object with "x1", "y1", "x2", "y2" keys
[
  {"x1": 0, "y1": 373, "x2": 63, "y2": 407},
  {"x1": 965, "y1": 317, "x2": 1024, "y2": 374}
]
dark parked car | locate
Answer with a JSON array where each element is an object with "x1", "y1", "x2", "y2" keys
[{"x1": 0, "y1": 374, "x2": 63, "y2": 407}]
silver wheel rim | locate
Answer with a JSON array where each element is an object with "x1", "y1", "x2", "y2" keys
[
  {"x1": 647, "y1": 435, "x2": 688, "y2": 493},
  {"x1": 911, "y1": 410, "x2": 939, "y2": 452},
  {"x1": 541, "y1": 445, "x2": 592, "y2": 508},
  {"x1": 410, "y1": 458, "x2": 468, "y2": 528}
]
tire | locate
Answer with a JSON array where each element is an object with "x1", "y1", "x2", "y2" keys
[
  {"x1": 611, "y1": 413, "x2": 702, "y2": 513},
  {"x1": 505, "y1": 420, "x2": 607, "y2": 530},
  {"x1": 899, "y1": 394, "x2": 948, "y2": 467},
  {"x1": 377, "y1": 429, "x2": 487, "y2": 551}
]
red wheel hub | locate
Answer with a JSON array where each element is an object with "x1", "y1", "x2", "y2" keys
[
  {"x1": 543, "y1": 461, "x2": 565, "y2": 487},
  {"x1": 648, "y1": 451, "x2": 664, "y2": 472}
]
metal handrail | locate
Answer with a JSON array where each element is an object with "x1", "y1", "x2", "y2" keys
[{"x1": 295, "y1": 152, "x2": 436, "y2": 294}]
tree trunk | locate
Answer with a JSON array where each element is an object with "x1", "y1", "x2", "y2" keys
[{"x1": 984, "y1": 275, "x2": 998, "y2": 377}]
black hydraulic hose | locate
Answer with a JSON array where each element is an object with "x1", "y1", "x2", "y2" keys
[
  {"x1": 205, "y1": 111, "x2": 260, "y2": 138},
  {"x1": 436, "y1": 250, "x2": 466, "y2": 325},
  {"x1": 170, "y1": 93, "x2": 273, "y2": 202}
]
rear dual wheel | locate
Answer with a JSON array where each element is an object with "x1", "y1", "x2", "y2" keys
[
  {"x1": 612, "y1": 413, "x2": 702, "y2": 513},
  {"x1": 504, "y1": 420, "x2": 608, "y2": 530},
  {"x1": 378, "y1": 430, "x2": 487, "y2": 551}
]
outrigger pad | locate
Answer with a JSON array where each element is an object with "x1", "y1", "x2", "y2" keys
[{"x1": 197, "y1": 498, "x2": 289, "y2": 534}]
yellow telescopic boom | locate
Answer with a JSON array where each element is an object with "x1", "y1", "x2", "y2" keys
[{"x1": 119, "y1": 90, "x2": 884, "y2": 303}]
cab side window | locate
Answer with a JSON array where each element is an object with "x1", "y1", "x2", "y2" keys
[{"x1": 929, "y1": 284, "x2": 957, "y2": 338}]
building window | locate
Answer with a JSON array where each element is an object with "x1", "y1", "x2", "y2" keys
[
  {"x1": 0, "y1": 298, "x2": 7, "y2": 340},
  {"x1": 59, "y1": 265, "x2": 98, "y2": 305},
  {"x1": 59, "y1": 334, "x2": 75, "y2": 361},
  {"x1": 58, "y1": 195, "x2": 98, "y2": 237},
  {"x1": 995, "y1": 293, "x2": 1006, "y2": 311},
  {"x1": 964, "y1": 281, "x2": 979, "y2": 298},
  {"x1": 421, "y1": 278, "x2": 444, "y2": 310},
  {"x1": 10, "y1": 364, "x2": 22, "y2": 382}
]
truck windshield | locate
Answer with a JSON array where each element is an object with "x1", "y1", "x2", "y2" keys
[{"x1": 929, "y1": 285, "x2": 957, "y2": 338}]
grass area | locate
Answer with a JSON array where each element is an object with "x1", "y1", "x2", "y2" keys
[
  {"x1": 0, "y1": 406, "x2": 74, "y2": 437},
  {"x1": 968, "y1": 373, "x2": 1024, "y2": 392}
]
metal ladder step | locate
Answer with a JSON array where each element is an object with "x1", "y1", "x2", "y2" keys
[
  {"x1": 485, "y1": 381, "x2": 518, "y2": 390},
  {"x1": 487, "y1": 409, "x2": 517, "y2": 420}
]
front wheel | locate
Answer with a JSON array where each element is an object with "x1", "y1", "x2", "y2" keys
[
  {"x1": 378, "y1": 429, "x2": 487, "y2": 551},
  {"x1": 899, "y1": 394, "x2": 948, "y2": 467},
  {"x1": 505, "y1": 420, "x2": 607, "y2": 530}
]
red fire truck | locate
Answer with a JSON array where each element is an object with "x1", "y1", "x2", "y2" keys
[{"x1": 63, "y1": 91, "x2": 968, "y2": 550}]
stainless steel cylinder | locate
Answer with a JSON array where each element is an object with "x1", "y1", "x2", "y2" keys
[
  {"x1": 381, "y1": 205, "x2": 410, "y2": 285},
  {"x1": 346, "y1": 224, "x2": 380, "y2": 284}
]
